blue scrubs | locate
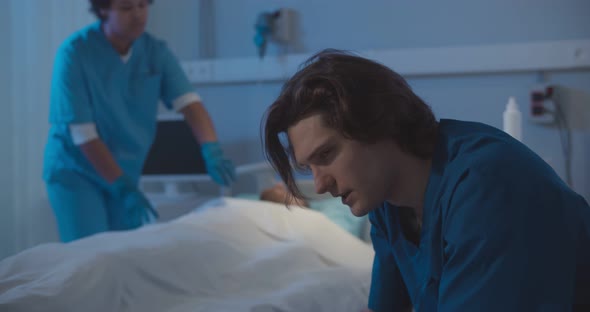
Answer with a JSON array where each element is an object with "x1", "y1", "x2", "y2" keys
[
  {"x1": 368, "y1": 119, "x2": 590, "y2": 311},
  {"x1": 44, "y1": 22, "x2": 195, "y2": 241}
]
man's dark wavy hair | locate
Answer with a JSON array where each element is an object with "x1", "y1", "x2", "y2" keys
[{"x1": 262, "y1": 49, "x2": 438, "y2": 201}]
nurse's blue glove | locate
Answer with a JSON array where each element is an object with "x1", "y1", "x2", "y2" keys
[
  {"x1": 200, "y1": 142, "x2": 236, "y2": 187},
  {"x1": 109, "y1": 175, "x2": 159, "y2": 229}
]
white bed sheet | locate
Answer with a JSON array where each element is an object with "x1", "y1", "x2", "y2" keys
[{"x1": 0, "y1": 197, "x2": 374, "y2": 312}]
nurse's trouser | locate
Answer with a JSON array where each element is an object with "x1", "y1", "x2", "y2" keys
[{"x1": 46, "y1": 170, "x2": 132, "y2": 242}]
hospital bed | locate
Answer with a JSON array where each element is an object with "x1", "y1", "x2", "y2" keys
[{"x1": 0, "y1": 118, "x2": 374, "y2": 312}]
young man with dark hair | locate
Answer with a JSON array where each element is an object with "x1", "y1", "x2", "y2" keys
[{"x1": 263, "y1": 49, "x2": 590, "y2": 311}]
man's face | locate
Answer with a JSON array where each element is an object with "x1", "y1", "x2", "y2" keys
[
  {"x1": 102, "y1": 0, "x2": 149, "y2": 41},
  {"x1": 287, "y1": 114, "x2": 401, "y2": 217}
]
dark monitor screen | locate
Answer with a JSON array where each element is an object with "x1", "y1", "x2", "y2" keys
[{"x1": 142, "y1": 120, "x2": 208, "y2": 175}]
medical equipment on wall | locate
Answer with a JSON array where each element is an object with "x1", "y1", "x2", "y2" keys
[
  {"x1": 530, "y1": 83, "x2": 572, "y2": 186},
  {"x1": 253, "y1": 8, "x2": 295, "y2": 59},
  {"x1": 503, "y1": 96, "x2": 522, "y2": 141}
]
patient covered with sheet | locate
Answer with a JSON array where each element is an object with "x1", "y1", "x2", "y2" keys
[
  {"x1": 260, "y1": 183, "x2": 310, "y2": 207},
  {"x1": 0, "y1": 196, "x2": 373, "y2": 312},
  {"x1": 260, "y1": 183, "x2": 370, "y2": 241}
]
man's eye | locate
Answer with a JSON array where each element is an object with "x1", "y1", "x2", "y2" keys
[{"x1": 319, "y1": 149, "x2": 332, "y2": 160}]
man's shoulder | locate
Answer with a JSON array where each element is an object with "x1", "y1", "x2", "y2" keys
[
  {"x1": 439, "y1": 119, "x2": 544, "y2": 178},
  {"x1": 434, "y1": 119, "x2": 568, "y2": 218}
]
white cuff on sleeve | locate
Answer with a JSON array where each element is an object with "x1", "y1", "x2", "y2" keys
[
  {"x1": 69, "y1": 123, "x2": 99, "y2": 145},
  {"x1": 172, "y1": 92, "x2": 202, "y2": 111}
]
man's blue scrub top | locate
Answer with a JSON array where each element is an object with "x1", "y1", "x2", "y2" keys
[
  {"x1": 368, "y1": 119, "x2": 590, "y2": 311},
  {"x1": 44, "y1": 22, "x2": 195, "y2": 185}
]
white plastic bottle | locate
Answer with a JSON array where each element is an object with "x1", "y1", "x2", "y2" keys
[{"x1": 503, "y1": 96, "x2": 522, "y2": 141}]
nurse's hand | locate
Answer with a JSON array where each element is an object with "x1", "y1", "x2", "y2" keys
[
  {"x1": 200, "y1": 142, "x2": 236, "y2": 187},
  {"x1": 110, "y1": 175, "x2": 159, "y2": 228},
  {"x1": 121, "y1": 189, "x2": 159, "y2": 227}
]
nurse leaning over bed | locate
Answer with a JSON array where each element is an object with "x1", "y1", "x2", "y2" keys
[{"x1": 42, "y1": 0, "x2": 236, "y2": 243}]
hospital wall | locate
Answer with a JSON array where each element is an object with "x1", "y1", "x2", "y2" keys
[
  {"x1": 0, "y1": 1, "x2": 16, "y2": 260},
  {"x1": 149, "y1": 0, "x2": 590, "y2": 200},
  {"x1": 0, "y1": 0, "x2": 95, "y2": 260}
]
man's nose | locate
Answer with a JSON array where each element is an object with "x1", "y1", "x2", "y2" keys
[{"x1": 312, "y1": 167, "x2": 334, "y2": 195}]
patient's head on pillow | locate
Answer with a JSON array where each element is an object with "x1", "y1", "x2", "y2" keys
[
  {"x1": 260, "y1": 183, "x2": 309, "y2": 207},
  {"x1": 260, "y1": 183, "x2": 369, "y2": 241}
]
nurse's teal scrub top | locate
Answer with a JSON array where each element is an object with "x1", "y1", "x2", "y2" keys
[
  {"x1": 44, "y1": 22, "x2": 195, "y2": 185},
  {"x1": 368, "y1": 119, "x2": 590, "y2": 311}
]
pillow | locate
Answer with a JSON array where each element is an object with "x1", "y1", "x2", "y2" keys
[
  {"x1": 234, "y1": 193, "x2": 370, "y2": 242},
  {"x1": 308, "y1": 197, "x2": 368, "y2": 240},
  {"x1": 234, "y1": 193, "x2": 261, "y2": 201}
]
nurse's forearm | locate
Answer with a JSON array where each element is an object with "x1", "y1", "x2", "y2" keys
[
  {"x1": 79, "y1": 139, "x2": 123, "y2": 183},
  {"x1": 180, "y1": 101, "x2": 218, "y2": 143}
]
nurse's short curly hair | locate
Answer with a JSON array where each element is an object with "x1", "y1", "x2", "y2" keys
[
  {"x1": 89, "y1": 0, "x2": 154, "y2": 21},
  {"x1": 262, "y1": 49, "x2": 439, "y2": 201}
]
